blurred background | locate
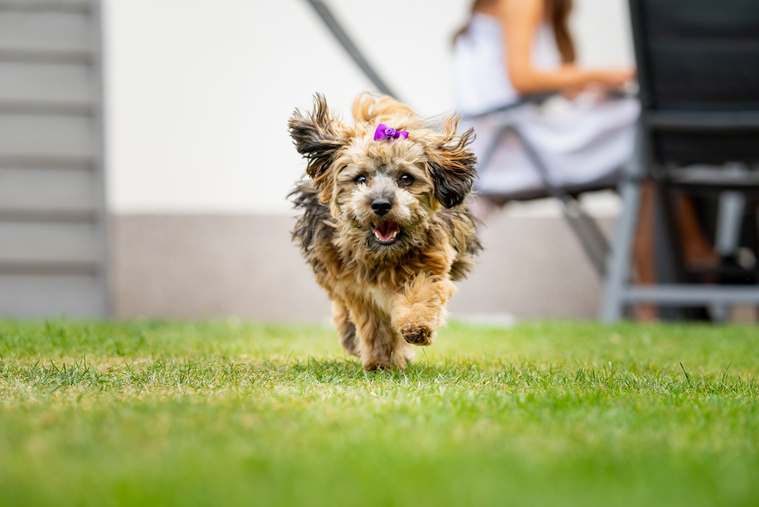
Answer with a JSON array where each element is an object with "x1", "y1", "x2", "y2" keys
[{"x1": 0, "y1": 0, "x2": 634, "y2": 321}]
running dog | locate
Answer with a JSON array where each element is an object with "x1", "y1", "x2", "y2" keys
[{"x1": 289, "y1": 92, "x2": 481, "y2": 370}]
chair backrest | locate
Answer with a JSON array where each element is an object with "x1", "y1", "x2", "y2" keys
[{"x1": 629, "y1": 0, "x2": 759, "y2": 166}]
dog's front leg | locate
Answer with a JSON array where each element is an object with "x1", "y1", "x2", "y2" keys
[
  {"x1": 391, "y1": 273, "x2": 457, "y2": 346},
  {"x1": 349, "y1": 300, "x2": 410, "y2": 371},
  {"x1": 332, "y1": 299, "x2": 359, "y2": 357}
]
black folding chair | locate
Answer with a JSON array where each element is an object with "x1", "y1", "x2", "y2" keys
[{"x1": 601, "y1": 0, "x2": 759, "y2": 321}]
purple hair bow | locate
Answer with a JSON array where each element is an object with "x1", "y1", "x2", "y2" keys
[{"x1": 374, "y1": 123, "x2": 409, "y2": 142}]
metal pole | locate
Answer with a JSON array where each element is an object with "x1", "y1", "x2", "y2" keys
[{"x1": 302, "y1": 0, "x2": 399, "y2": 99}]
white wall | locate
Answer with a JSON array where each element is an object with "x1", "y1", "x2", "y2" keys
[
  {"x1": 572, "y1": 0, "x2": 634, "y2": 67},
  {"x1": 103, "y1": 0, "x2": 633, "y2": 214}
]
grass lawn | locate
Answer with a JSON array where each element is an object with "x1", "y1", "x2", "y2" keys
[{"x1": 0, "y1": 319, "x2": 757, "y2": 506}]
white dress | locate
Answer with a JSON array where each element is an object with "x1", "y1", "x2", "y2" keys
[{"x1": 452, "y1": 13, "x2": 640, "y2": 196}]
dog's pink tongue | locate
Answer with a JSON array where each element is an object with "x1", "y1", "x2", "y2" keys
[{"x1": 373, "y1": 221, "x2": 400, "y2": 242}]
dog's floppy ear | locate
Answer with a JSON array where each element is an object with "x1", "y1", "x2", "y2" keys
[
  {"x1": 426, "y1": 118, "x2": 477, "y2": 208},
  {"x1": 289, "y1": 94, "x2": 345, "y2": 199}
]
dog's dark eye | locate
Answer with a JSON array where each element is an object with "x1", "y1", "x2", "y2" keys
[
  {"x1": 354, "y1": 175, "x2": 367, "y2": 185},
  {"x1": 399, "y1": 174, "x2": 415, "y2": 187}
]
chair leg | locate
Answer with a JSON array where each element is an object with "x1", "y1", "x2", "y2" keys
[
  {"x1": 509, "y1": 125, "x2": 610, "y2": 276},
  {"x1": 559, "y1": 196, "x2": 611, "y2": 276},
  {"x1": 600, "y1": 177, "x2": 643, "y2": 322},
  {"x1": 653, "y1": 185, "x2": 688, "y2": 321},
  {"x1": 710, "y1": 190, "x2": 746, "y2": 321},
  {"x1": 715, "y1": 191, "x2": 746, "y2": 257},
  {"x1": 600, "y1": 124, "x2": 646, "y2": 322}
]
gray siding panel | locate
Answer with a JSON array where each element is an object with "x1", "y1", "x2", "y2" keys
[
  {"x1": 0, "y1": 1, "x2": 91, "y2": 12},
  {"x1": 0, "y1": 62, "x2": 92, "y2": 106},
  {"x1": 0, "y1": 0, "x2": 108, "y2": 317},
  {"x1": 0, "y1": 114, "x2": 93, "y2": 158},
  {"x1": 0, "y1": 11, "x2": 90, "y2": 53},
  {"x1": 0, "y1": 222, "x2": 98, "y2": 264},
  {"x1": 0, "y1": 274, "x2": 106, "y2": 318},
  {"x1": 0, "y1": 168, "x2": 95, "y2": 213}
]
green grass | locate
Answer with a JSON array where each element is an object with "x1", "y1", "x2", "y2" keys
[{"x1": 0, "y1": 319, "x2": 757, "y2": 507}]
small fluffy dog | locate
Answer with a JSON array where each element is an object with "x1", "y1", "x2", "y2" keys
[{"x1": 289, "y1": 93, "x2": 481, "y2": 370}]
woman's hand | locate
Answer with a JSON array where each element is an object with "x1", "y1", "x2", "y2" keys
[{"x1": 592, "y1": 68, "x2": 636, "y2": 91}]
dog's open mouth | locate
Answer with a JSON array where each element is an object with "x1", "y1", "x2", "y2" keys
[{"x1": 372, "y1": 221, "x2": 401, "y2": 245}]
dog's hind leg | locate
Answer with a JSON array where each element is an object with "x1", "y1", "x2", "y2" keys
[{"x1": 333, "y1": 300, "x2": 359, "y2": 357}]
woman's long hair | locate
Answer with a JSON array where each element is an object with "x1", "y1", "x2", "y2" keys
[{"x1": 453, "y1": 0, "x2": 576, "y2": 64}]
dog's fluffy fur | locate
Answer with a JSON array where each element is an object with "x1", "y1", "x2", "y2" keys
[{"x1": 289, "y1": 93, "x2": 481, "y2": 370}]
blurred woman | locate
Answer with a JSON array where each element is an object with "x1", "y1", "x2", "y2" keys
[
  {"x1": 452, "y1": 0, "x2": 639, "y2": 199},
  {"x1": 454, "y1": 0, "x2": 723, "y2": 323},
  {"x1": 453, "y1": 0, "x2": 661, "y2": 318}
]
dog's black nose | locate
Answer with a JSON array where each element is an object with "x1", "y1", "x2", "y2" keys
[{"x1": 371, "y1": 198, "x2": 392, "y2": 216}]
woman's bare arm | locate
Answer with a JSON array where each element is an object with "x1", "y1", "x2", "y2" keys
[{"x1": 498, "y1": 0, "x2": 634, "y2": 95}]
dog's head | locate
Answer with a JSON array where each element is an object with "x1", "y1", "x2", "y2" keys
[{"x1": 289, "y1": 93, "x2": 476, "y2": 256}]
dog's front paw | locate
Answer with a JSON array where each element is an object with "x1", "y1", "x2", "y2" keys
[{"x1": 401, "y1": 325, "x2": 435, "y2": 346}]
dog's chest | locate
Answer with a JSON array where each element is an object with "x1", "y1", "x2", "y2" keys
[
  {"x1": 367, "y1": 285, "x2": 392, "y2": 313},
  {"x1": 327, "y1": 273, "x2": 394, "y2": 314}
]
